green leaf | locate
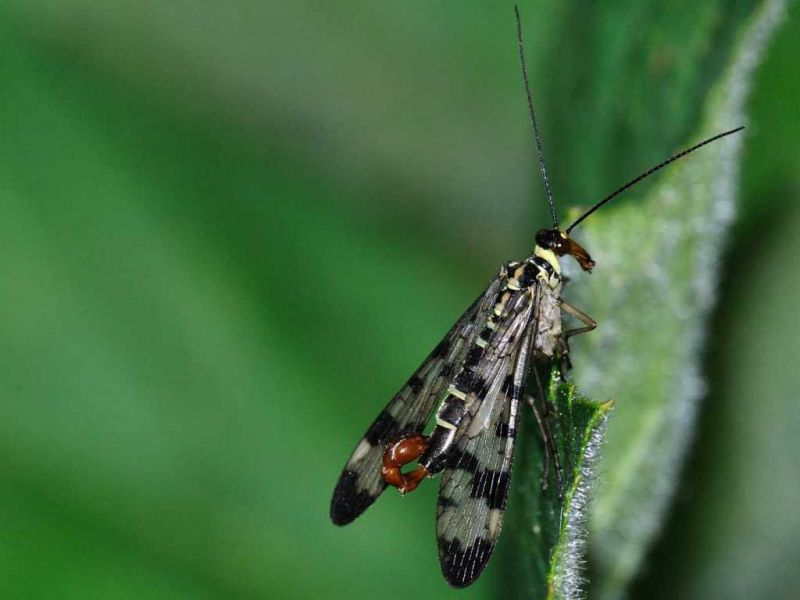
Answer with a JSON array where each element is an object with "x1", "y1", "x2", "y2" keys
[
  {"x1": 558, "y1": 1, "x2": 788, "y2": 597},
  {"x1": 506, "y1": 368, "x2": 611, "y2": 600}
]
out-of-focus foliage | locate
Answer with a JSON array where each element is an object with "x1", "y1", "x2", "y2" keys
[
  {"x1": 0, "y1": 2, "x2": 797, "y2": 599},
  {"x1": 564, "y1": 2, "x2": 787, "y2": 598}
]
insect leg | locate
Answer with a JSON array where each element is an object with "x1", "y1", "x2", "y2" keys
[
  {"x1": 558, "y1": 300, "x2": 597, "y2": 371},
  {"x1": 560, "y1": 299, "x2": 597, "y2": 340},
  {"x1": 529, "y1": 362, "x2": 564, "y2": 495},
  {"x1": 525, "y1": 392, "x2": 550, "y2": 486}
]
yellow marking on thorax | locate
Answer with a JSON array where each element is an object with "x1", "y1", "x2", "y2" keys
[
  {"x1": 534, "y1": 245, "x2": 561, "y2": 276},
  {"x1": 507, "y1": 264, "x2": 529, "y2": 291},
  {"x1": 494, "y1": 290, "x2": 511, "y2": 316}
]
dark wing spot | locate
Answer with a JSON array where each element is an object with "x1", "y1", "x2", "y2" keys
[
  {"x1": 330, "y1": 470, "x2": 383, "y2": 526},
  {"x1": 363, "y1": 411, "x2": 403, "y2": 446},
  {"x1": 464, "y1": 345, "x2": 484, "y2": 369},
  {"x1": 454, "y1": 370, "x2": 473, "y2": 392},
  {"x1": 439, "y1": 537, "x2": 495, "y2": 588},
  {"x1": 407, "y1": 375, "x2": 424, "y2": 394},
  {"x1": 473, "y1": 377, "x2": 489, "y2": 397},
  {"x1": 494, "y1": 420, "x2": 511, "y2": 438},
  {"x1": 445, "y1": 449, "x2": 480, "y2": 474},
  {"x1": 440, "y1": 364, "x2": 455, "y2": 379},
  {"x1": 470, "y1": 469, "x2": 511, "y2": 510},
  {"x1": 433, "y1": 338, "x2": 451, "y2": 358},
  {"x1": 502, "y1": 372, "x2": 523, "y2": 401},
  {"x1": 437, "y1": 494, "x2": 457, "y2": 510}
]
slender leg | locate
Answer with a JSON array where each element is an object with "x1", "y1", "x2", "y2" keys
[
  {"x1": 558, "y1": 300, "x2": 597, "y2": 371},
  {"x1": 526, "y1": 394, "x2": 550, "y2": 488},
  {"x1": 560, "y1": 299, "x2": 597, "y2": 340},
  {"x1": 529, "y1": 363, "x2": 564, "y2": 495}
]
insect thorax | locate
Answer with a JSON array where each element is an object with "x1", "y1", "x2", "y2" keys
[
  {"x1": 530, "y1": 271, "x2": 562, "y2": 358},
  {"x1": 504, "y1": 247, "x2": 563, "y2": 359}
]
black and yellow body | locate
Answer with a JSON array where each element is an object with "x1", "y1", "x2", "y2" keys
[
  {"x1": 420, "y1": 238, "x2": 572, "y2": 477},
  {"x1": 330, "y1": 229, "x2": 594, "y2": 587}
]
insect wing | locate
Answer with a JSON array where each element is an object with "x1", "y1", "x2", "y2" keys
[
  {"x1": 436, "y1": 292, "x2": 537, "y2": 587},
  {"x1": 330, "y1": 277, "x2": 503, "y2": 526}
]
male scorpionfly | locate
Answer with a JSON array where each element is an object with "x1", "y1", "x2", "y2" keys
[{"x1": 330, "y1": 5, "x2": 742, "y2": 588}]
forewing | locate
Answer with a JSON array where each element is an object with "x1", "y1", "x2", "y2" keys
[
  {"x1": 330, "y1": 278, "x2": 502, "y2": 526},
  {"x1": 436, "y1": 293, "x2": 537, "y2": 587}
]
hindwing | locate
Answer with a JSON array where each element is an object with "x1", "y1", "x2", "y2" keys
[{"x1": 330, "y1": 277, "x2": 502, "y2": 525}]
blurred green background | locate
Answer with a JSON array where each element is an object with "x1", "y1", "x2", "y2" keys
[{"x1": 0, "y1": 1, "x2": 798, "y2": 599}]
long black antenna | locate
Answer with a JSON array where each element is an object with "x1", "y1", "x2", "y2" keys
[
  {"x1": 566, "y1": 126, "x2": 745, "y2": 233},
  {"x1": 514, "y1": 4, "x2": 558, "y2": 229}
]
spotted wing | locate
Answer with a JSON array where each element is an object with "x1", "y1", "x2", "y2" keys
[
  {"x1": 330, "y1": 277, "x2": 503, "y2": 526},
  {"x1": 436, "y1": 290, "x2": 538, "y2": 587}
]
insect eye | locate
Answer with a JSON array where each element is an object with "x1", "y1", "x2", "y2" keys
[{"x1": 535, "y1": 228, "x2": 561, "y2": 250}]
